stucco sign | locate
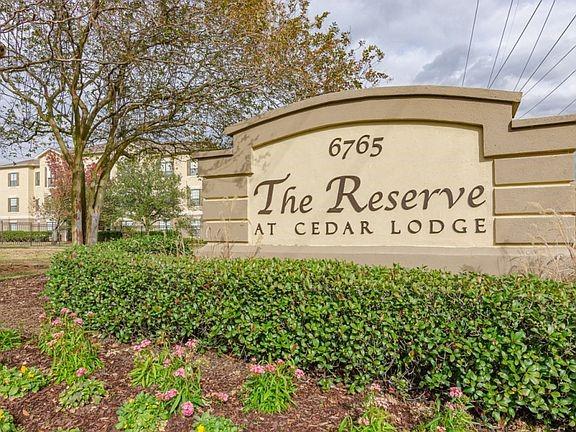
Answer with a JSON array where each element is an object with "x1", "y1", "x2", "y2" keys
[
  {"x1": 196, "y1": 86, "x2": 576, "y2": 274},
  {"x1": 251, "y1": 123, "x2": 491, "y2": 247}
]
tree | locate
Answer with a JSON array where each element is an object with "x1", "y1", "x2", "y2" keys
[
  {"x1": 0, "y1": 0, "x2": 387, "y2": 244},
  {"x1": 35, "y1": 151, "x2": 94, "y2": 234},
  {"x1": 107, "y1": 158, "x2": 184, "y2": 232}
]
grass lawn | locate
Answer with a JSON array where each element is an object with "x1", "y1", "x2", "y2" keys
[{"x1": 0, "y1": 244, "x2": 66, "y2": 281}]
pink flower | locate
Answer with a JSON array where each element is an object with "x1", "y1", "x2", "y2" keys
[
  {"x1": 60, "y1": 307, "x2": 70, "y2": 315},
  {"x1": 173, "y1": 344, "x2": 185, "y2": 357},
  {"x1": 185, "y1": 339, "x2": 198, "y2": 349},
  {"x1": 369, "y1": 383, "x2": 382, "y2": 393},
  {"x1": 449, "y1": 387, "x2": 463, "y2": 398},
  {"x1": 276, "y1": 359, "x2": 285, "y2": 364},
  {"x1": 140, "y1": 339, "x2": 152, "y2": 348},
  {"x1": 156, "y1": 389, "x2": 178, "y2": 401},
  {"x1": 358, "y1": 417, "x2": 370, "y2": 426},
  {"x1": 436, "y1": 427, "x2": 446, "y2": 432},
  {"x1": 163, "y1": 358, "x2": 171, "y2": 367},
  {"x1": 47, "y1": 340, "x2": 57, "y2": 348},
  {"x1": 374, "y1": 397, "x2": 387, "y2": 408},
  {"x1": 212, "y1": 392, "x2": 229, "y2": 402},
  {"x1": 39, "y1": 313, "x2": 46, "y2": 321},
  {"x1": 265, "y1": 364, "x2": 277, "y2": 373},
  {"x1": 388, "y1": 386, "x2": 396, "y2": 394},
  {"x1": 69, "y1": 312, "x2": 78, "y2": 318},
  {"x1": 173, "y1": 367, "x2": 186, "y2": 378},
  {"x1": 446, "y1": 402, "x2": 457, "y2": 411},
  {"x1": 249, "y1": 364, "x2": 265, "y2": 375},
  {"x1": 51, "y1": 318, "x2": 62, "y2": 326},
  {"x1": 294, "y1": 369, "x2": 305, "y2": 379},
  {"x1": 75, "y1": 367, "x2": 87, "y2": 378},
  {"x1": 52, "y1": 331, "x2": 64, "y2": 340},
  {"x1": 181, "y1": 401, "x2": 194, "y2": 417},
  {"x1": 74, "y1": 318, "x2": 84, "y2": 326}
]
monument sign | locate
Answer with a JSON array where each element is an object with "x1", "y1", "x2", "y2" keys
[{"x1": 196, "y1": 86, "x2": 576, "y2": 274}]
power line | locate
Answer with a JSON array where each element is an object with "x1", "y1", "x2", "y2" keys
[
  {"x1": 520, "y1": 65, "x2": 576, "y2": 117},
  {"x1": 523, "y1": 41, "x2": 576, "y2": 95},
  {"x1": 488, "y1": 0, "x2": 515, "y2": 87},
  {"x1": 462, "y1": 0, "x2": 480, "y2": 86},
  {"x1": 558, "y1": 94, "x2": 576, "y2": 114},
  {"x1": 518, "y1": 11, "x2": 576, "y2": 91},
  {"x1": 489, "y1": 0, "x2": 544, "y2": 88},
  {"x1": 514, "y1": 0, "x2": 556, "y2": 91}
]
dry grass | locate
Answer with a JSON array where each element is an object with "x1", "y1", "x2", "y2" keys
[{"x1": 0, "y1": 244, "x2": 66, "y2": 280}]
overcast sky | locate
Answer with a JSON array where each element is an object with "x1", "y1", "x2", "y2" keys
[
  {"x1": 2, "y1": 0, "x2": 576, "y2": 163},
  {"x1": 310, "y1": 0, "x2": 576, "y2": 117}
]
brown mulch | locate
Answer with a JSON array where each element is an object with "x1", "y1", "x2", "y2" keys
[{"x1": 0, "y1": 276, "x2": 437, "y2": 432}]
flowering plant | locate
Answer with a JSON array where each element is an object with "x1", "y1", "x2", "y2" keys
[
  {"x1": 0, "y1": 364, "x2": 48, "y2": 399},
  {"x1": 129, "y1": 340, "x2": 203, "y2": 414},
  {"x1": 192, "y1": 412, "x2": 240, "y2": 432},
  {"x1": 38, "y1": 309, "x2": 102, "y2": 383},
  {"x1": 337, "y1": 383, "x2": 396, "y2": 432},
  {"x1": 0, "y1": 407, "x2": 19, "y2": 432},
  {"x1": 241, "y1": 360, "x2": 299, "y2": 414},
  {"x1": 116, "y1": 392, "x2": 169, "y2": 432}
]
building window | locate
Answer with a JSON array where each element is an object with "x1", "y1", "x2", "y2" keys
[
  {"x1": 8, "y1": 198, "x2": 19, "y2": 213},
  {"x1": 188, "y1": 188, "x2": 201, "y2": 207},
  {"x1": 8, "y1": 172, "x2": 18, "y2": 187},
  {"x1": 187, "y1": 160, "x2": 198, "y2": 176},
  {"x1": 35, "y1": 171, "x2": 40, "y2": 186},
  {"x1": 9, "y1": 222, "x2": 18, "y2": 231},
  {"x1": 160, "y1": 159, "x2": 174, "y2": 176},
  {"x1": 45, "y1": 167, "x2": 54, "y2": 187},
  {"x1": 191, "y1": 218, "x2": 201, "y2": 238},
  {"x1": 46, "y1": 221, "x2": 57, "y2": 231},
  {"x1": 158, "y1": 220, "x2": 172, "y2": 231}
]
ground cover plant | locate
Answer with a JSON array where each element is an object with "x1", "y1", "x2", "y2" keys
[
  {"x1": 115, "y1": 391, "x2": 170, "y2": 432},
  {"x1": 0, "y1": 328, "x2": 20, "y2": 352},
  {"x1": 38, "y1": 309, "x2": 102, "y2": 383},
  {"x1": 338, "y1": 385, "x2": 398, "y2": 432},
  {"x1": 59, "y1": 378, "x2": 107, "y2": 409},
  {"x1": 0, "y1": 364, "x2": 48, "y2": 399},
  {"x1": 192, "y1": 412, "x2": 240, "y2": 432},
  {"x1": 0, "y1": 407, "x2": 20, "y2": 432}
]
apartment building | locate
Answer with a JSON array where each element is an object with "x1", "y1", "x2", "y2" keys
[{"x1": 0, "y1": 150, "x2": 203, "y2": 234}]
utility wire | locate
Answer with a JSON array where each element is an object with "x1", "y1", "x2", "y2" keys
[
  {"x1": 462, "y1": 0, "x2": 480, "y2": 86},
  {"x1": 523, "y1": 41, "x2": 576, "y2": 95},
  {"x1": 488, "y1": 0, "x2": 515, "y2": 87},
  {"x1": 558, "y1": 94, "x2": 576, "y2": 114},
  {"x1": 519, "y1": 12, "x2": 576, "y2": 91},
  {"x1": 514, "y1": 0, "x2": 556, "y2": 90},
  {"x1": 520, "y1": 65, "x2": 576, "y2": 117},
  {"x1": 489, "y1": 0, "x2": 544, "y2": 88}
]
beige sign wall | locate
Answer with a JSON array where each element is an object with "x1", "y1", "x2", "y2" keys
[
  {"x1": 195, "y1": 86, "x2": 576, "y2": 274},
  {"x1": 250, "y1": 123, "x2": 493, "y2": 247}
]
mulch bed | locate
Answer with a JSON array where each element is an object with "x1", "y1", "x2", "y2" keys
[{"x1": 0, "y1": 275, "x2": 534, "y2": 432}]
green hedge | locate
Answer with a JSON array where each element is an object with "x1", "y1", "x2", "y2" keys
[
  {"x1": 1, "y1": 230, "x2": 51, "y2": 242},
  {"x1": 97, "y1": 231, "x2": 123, "y2": 242},
  {"x1": 45, "y1": 245, "x2": 576, "y2": 426}
]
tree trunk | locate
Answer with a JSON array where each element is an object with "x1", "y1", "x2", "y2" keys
[
  {"x1": 86, "y1": 168, "x2": 112, "y2": 245},
  {"x1": 71, "y1": 164, "x2": 87, "y2": 245}
]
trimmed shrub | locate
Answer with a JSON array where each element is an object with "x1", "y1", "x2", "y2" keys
[
  {"x1": 0, "y1": 231, "x2": 51, "y2": 243},
  {"x1": 92, "y1": 233, "x2": 197, "y2": 255},
  {"x1": 97, "y1": 231, "x2": 123, "y2": 242},
  {"x1": 45, "y1": 247, "x2": 576, "y2": 426}
]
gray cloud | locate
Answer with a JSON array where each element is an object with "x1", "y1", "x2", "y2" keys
[{"x1": 310, "y1": 0, "x2": 576, "y2": 117}]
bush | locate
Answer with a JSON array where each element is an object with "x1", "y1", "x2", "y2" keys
[
  {"x1": 93, "y1": 233, "x2": 197, "y2": 255},
  {"x1": 46, "y1": 249, "x2": 576, "y2": 426},
  {"x1": 192, "y1": 412, "x2": 240, "y2": 432},
  {"x1": 97, "y1": 231, "x2": 123, "y2": 242},
  {"x1": 0, "y1": 231, "x2": 51, "y2": 243}
]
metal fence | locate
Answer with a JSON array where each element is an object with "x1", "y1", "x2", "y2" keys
[{"x1": 0, "y1": 221, "x2": 68, "y2": 244}]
